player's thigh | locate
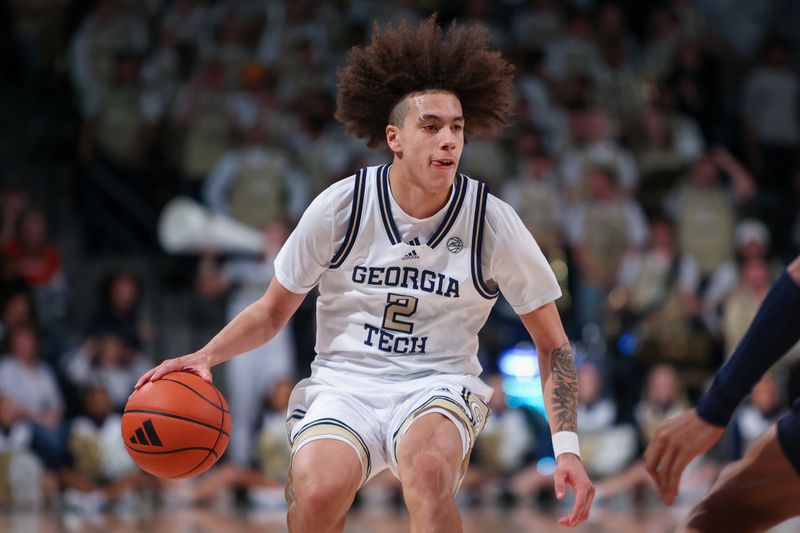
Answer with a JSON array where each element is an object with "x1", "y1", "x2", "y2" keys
[{"x1": 682, "y1": 426, "x2": 800, "y2": 532}]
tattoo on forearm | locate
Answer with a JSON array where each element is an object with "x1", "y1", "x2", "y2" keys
[{"x1": 551, "y1": 343, "x2": 578, "y2": 432}]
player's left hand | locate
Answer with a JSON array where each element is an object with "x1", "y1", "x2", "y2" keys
[
  {"x1": 644, "y1": 409, "x2": 724, "y2": 505},
  {"x1": 554, "y1": 453, "x2": 595, "y2": 527}
]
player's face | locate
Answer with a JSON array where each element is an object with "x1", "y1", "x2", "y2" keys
[{"x1": 391, "y1": 91, "x2": 464, "y2": 192}]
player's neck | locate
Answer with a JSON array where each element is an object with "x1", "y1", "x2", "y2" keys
[{"x1": 388, "y1": 163, "x2": 451, "y2": 219}]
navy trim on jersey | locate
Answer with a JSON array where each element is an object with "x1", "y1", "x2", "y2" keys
[
  {"x1": 330, "y1": 168, "x2": 367, "y2": 269},
  {"x1": 291, "y1": 417, "x2": 372, "y2": 481},
  {"x1": 428, "y1": 174, "x2": 467, "y2": 249},
  {"x1": 471, "y1": 181, "x2": 499, "y2": 299},
  {"x1": 377, "y1": 165, "x2": 402, "y2": 245}
]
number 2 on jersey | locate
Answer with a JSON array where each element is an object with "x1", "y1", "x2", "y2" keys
[{"x1": 382, "y1": 293, "x2": 418, "y2": 334}]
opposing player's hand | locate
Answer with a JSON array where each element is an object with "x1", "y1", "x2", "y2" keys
[
  {"x1": 644, "y1": 409, "x2": 725, "y2": 505},
  {"x1": 133, "y1": 351, "x2": 213, "y2": 391},
  {"x1": 554, "y1": 453, "x2": 595, "y2": 527}
]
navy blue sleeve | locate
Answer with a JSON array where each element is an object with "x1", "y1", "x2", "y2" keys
[{"x1": 696, "y1": 272, "x2": 800, "y2": 427}]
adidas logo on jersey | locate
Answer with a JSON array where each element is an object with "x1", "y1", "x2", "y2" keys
[
  {"x1": 128, "y1": 418, "x2": 163, "y2": 447},
  {"x1": 401, "y1": 250, "x2": 420, "y2": 260}
]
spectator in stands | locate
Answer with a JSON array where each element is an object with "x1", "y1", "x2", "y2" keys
[
  {"x1": 467, "y1": 374, "x2": 551, "y2": 504},
  {"x1": 741, "y1": 35, "x2": 799, "y2": 190},
  {"x1": 565, "y1": 163, "x2": 648, "y2": 328},
  {"x1": 576, "y1": 362, "x2": 637, "y2": 482},
  {"x1": 595, "y1": 364, "x2": 693, "y2": 502},
  {"x1": 611, "y1": 213, "x2": 707, "y2": 376},
  {"x1": 500, "y1": 129, "x2": 563, "y2": 258},
  {"x1": 0, "y1": 325, "x2": 64, "y2": 469},
  {"x1": 62, "y1": 333, "x2": 151, "y2": 412},
  {"x1": 720, "y1": 256, "x2": 772, "y2": 358},
  {"x1": 560, "y1": 107, "x2": 639, "y2": 201},
  {"x1": 2, "y1": 208, "x2": 68, "y2": 329},
  {"x1": 60, "y1": 385, "x2": 145, "y2": 514},
  {"x1": 0, "y1": 393, "x2": 57, "y2": 508},
  {"x1": 630, "y1": 105, "x2": 704, "y2": 213},
  {"x1": 247, "y1": 378, "x2": 297, "y2": 508},
  {"x1": 665, "y1": 147, "x2": 756, "y2": 282},
  {"x1": 730, "y1": 374, "x2": 785, "y2": 458},
  {"x1": 88, "y1": 270, "x2": 153, "y2": 354},
  {"x1": 703, "y1": 219, "x2": 781, "y2": 339},
  {"x1": 171, "y1": 55, "x2": 234, "y2": 195},
  {"x1": 0, "y1": 289, "x2": 35, "y2": 347}
]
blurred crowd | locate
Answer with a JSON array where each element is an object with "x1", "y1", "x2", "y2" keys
[{"x1": 1, "y1": 0, "x2": 800, "y2": 521}]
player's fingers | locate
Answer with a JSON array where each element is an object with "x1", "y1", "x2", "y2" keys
[
  {"x1": 554, "y1": 470, "x2": 568, "y2": 500},
  {"x1": 663, "y1": 451, "x2": 689, "y2": 505},
  {"x1": 568, "y1": 480, "x2": 593, "y2": 526},
  {"x1": 644, "y1": 434, "x2": 666, "y2": 480},
  {"x1": 655, "y1": 446, "x2": 681, "y2": 505},
  {"x1": 134, "y1": 367, "x2": 158, "y2": 390}
]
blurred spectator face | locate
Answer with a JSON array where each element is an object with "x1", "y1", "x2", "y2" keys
[
  {"x1": 577, "y1": 364, "x2": 602, "y2": 405},
  {"x1": 646, "y1": 364, "x2": 680, "y2": 407},
  {"x1": 751, "y1": 375, "x2": 779, "y2": 414},
  {"x1": 587, "y1": 166, "x2": 617, "y2": 199},
  {"x1": 268, "y1": 379, "x2": 295, "y2": 411},
  {"x1": 524, "y1": 155, "x2": 553, "y2": 182},
  {"x1": 650, "y1": 219, "x2": 674, "y2": 250},
  {"x1": 689, "y1": 156, "x2": 719, "y2": 187},
  {"x1": 602, "y1": 40, "x2": 626, "y2": 69},
  {"x1": 97, "y1": 334, "x2": 125, "y2": 367},
  {"x1": 641, "y1": 108, "x2": 670, "y2": 147},
  {"x1": 115, "y1": 54, "x2": 141, "y2": 87},
  {"x1": 764, "y1": 41, "x2": 791, "y2": 68},
  {"x1": 651, "y1": 8, "x2": 678, "y2": 39},
  {"x1": 676, "y1": 43, "x2": 701, "y2": 71},
  {"x1": 1, "y1": 292, "x2": 34, "y2": 328},
  {"x1": 585, "y1": 109, "x2": 612, "y2": 143},
  {"x1": 18, "y1": 210, "x2": 48, "y2": 250},
  {"x1": 84, "y1": 387, "x2": 112, "y2": 421},
  {"x1": 741, "y1": 258, "x2": 770, "y2": 291},
  {"x1": 109, "y1": 272, "x2": 140, "y2": 313},
  {"x1": 599, "y1": 3, "x2": 625, "y2": 36},
  {"x1": 8, "y1": 326, "x2": 39, "y2": 365}
]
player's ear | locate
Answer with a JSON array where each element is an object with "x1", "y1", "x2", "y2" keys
[{"x1": 386, "y1": 124, "x2": 402, "y2": 154}]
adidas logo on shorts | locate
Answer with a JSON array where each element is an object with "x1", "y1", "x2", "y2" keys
[
  {"x1": 401, "y1": 250, "x2": 420, "y2": 260},
  {"x1": 128, "y1": 418, "x2": 164, "y2": 447}
]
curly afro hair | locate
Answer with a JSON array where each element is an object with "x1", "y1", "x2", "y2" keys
[{"x1": 335, "y1": 15, "x2": 515, "y2": 148}]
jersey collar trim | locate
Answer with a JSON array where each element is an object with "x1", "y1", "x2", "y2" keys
[{"x1": 377, "y1": 164, "x2": 467, "y2": 248}]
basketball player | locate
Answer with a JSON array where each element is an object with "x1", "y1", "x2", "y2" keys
[
  {"x1": 645, "y1": 255, "x2": 800, "y2": 532},
  {"x1": 136, "y1": 18, "x2": 594, "y2": 531}
]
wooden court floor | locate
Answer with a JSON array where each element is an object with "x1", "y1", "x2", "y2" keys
[{"x1": 2, "y1": 504, "x2": 799, "y2": 532}]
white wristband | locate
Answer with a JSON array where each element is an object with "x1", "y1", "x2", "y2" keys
[{"x1": 552, "y1": 431, "x2": 581, "y2": 459}]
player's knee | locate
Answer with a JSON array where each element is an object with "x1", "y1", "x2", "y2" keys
[{"x1": 401, "y1": 449, "x2": 456, "y2": 502}]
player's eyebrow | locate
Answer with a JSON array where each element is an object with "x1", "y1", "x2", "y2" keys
[{"x1": 419, "y1": 114, "x2": 465, "y2": 123}]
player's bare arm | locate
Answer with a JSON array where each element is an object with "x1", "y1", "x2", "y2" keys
[
  {"x1": 135, "y1": 278, "x2": 306, "y2": 388},
  {"x1": 646, "y1": 254, "x2": 800, "y2": 505},
  {"x1": 520, "y1": 302, "x2": 595, "y2": 527}
]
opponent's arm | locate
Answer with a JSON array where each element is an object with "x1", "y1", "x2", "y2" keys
[
  {"x1": 520, "y1": 302, "x2": 594, "y2": 527},
  {"x1": 135, "y1": 277, "x2": 306, "y2": 387},
  {"x1": 646, "y1": 255, "x2": 800, "y2": 504}
]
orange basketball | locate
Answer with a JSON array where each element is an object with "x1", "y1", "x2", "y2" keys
[{"x1": 122, "y1": 371, "x2": 231, "y2": 479}]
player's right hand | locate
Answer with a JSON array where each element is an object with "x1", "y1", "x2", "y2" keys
[
  {"x1": 133, "y1": 351, "x2": 213, "y2": 391},
  {"x1": 644, "y1": 409, "x2": 725, "y2": 505}
]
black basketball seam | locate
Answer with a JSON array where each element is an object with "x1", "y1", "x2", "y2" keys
[
  {"x1": 123, "y1": 409, "x2": 231, "y2": 438},
  {"x1": 173, "y1": 385, "x2": 227, "y2": 478},
  {"x1": 124, "y1": 443, "x2": 219, "y2": 457},
  {"x1": 158, "y1": 377, "x2": 231, "y2": 413}
]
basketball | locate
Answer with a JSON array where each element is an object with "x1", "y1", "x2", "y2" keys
[{"x1": 122, "y1": 371, "x2": 231, "y2": 479}]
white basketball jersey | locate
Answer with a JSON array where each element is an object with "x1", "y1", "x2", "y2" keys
[{"x1": 312, "y1": 164, "x2": 499, "y2": 380}]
